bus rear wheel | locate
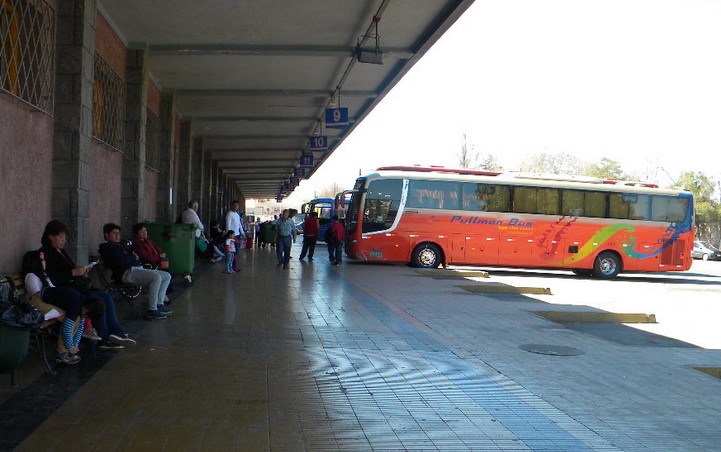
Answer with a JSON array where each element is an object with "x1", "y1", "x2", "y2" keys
[
  {"x1": 593, "y1": 251, "x2": 621, "y2": 279},
  {"x1": 411, "y1": 243, "x2": 443, "y2": 268}
]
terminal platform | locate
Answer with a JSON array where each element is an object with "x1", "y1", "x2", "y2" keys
[{"x1": 1, "y1": 243, "x2": 720, "y2": 451}]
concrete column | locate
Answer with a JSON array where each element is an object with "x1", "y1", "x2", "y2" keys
[
  {"x1": 191, "y1": 137, "x2": 205, "y2": 219},
  {"x1": 121, "y1": 49, "x2": 148, "y2": 233},
  {"x1": 177, "y1": 121, "x2": 193, "y2": 211},
  {"x1": 52, "y1": 0, "x2": 96, "y2": 263},
  {"x1": 158, "y1": 93, "x2": 176, "y2": 222},
  {"x1": 210, "y1": 161, "x2": 220, "y2": 224},
  {"x1": 203, "y1": 148, "x2": 213, "y2": 223}
]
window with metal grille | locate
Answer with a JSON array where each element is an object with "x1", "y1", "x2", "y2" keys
[
  {"x1": 0, "y1": 0, "x2": 55, "y2": 113},
  {"x1": 92, "y1": 54, "x2": 125, "y2": 150},
  {"x1": 145, "y1": 108, "x2": 160, "y2": 171}
]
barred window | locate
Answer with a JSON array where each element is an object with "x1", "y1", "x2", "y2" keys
[
  {"x1": 0, "y1": 0, "x2": 55, "y2": 113},
  {"x1": 145, "y1": 108, "x2": 160, "y2": 170},
  {"x1": 92, "y1": 54, "x2": 125, "y2": 150}
]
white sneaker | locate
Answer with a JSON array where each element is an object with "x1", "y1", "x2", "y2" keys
[{"x1": 83, "y1": 328, "x2": 101, "y2": 341}]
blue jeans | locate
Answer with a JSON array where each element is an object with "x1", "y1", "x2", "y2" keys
[
  {"x1": 277, "y1": 235, "x2": 293, "y2": 265},
  {"x1": 88, "y1": 289, "x2": 126, "y2": 341},
  {"x1": 328, "y1": 241, "x2": 343, "y2": 263},
  {"x1": 226, "y1": 252, "x2": 235, "y2": 271}
]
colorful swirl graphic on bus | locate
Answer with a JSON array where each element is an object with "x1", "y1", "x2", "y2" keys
[{"x1": 544, "y1": 222, "x2": 685, "y2": 264}]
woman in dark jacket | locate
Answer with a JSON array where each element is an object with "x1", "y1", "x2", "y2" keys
[{"x1": 40, "y1": 220, "x2": 136, "y2": 349}]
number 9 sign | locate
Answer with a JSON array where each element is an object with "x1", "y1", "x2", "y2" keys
[{"x1": 325, "y1": 107, "x2": 349, "y2": 129}]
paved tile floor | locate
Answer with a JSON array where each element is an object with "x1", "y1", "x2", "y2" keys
[{"x1": 2, "y1": 242, "x2": 721, "y2": 451}]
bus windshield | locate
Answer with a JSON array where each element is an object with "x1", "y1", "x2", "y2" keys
[{"x1": 362, "y1": 178, "x2": 403, "y2": 233}]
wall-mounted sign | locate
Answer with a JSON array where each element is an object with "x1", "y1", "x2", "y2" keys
[
  {"x1": 325, "y1": 107, "x2": 349, "y2": 129},
  {"x1": 293, "y1": 167, "x2": 306, "y2": 178},
  {"x1": 299, "y1": 154, "x2": 313, "y2": 168},
  {"x1": 309, "y1": 135, "x2": 328, "y2": 151}
]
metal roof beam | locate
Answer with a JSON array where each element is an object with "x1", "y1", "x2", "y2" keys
[{"x1": 147, "y1": 44, "x2": 413, "y2": 59}]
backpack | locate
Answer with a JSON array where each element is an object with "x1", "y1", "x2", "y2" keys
[{"x1": 324, "y1": 226, "x2": 336, "y2": 244}]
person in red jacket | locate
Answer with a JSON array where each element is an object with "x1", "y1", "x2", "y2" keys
[
  {"x1": 131, "y1": 223, "x2": 174, "y2": 294},
  {"x1": 131, "y1": 223, "x2": 166, "y2": 268},
  {"x1": 327, "y1": 214, "x2": 345, "y2": 266},
  {"x1": 299, "y1": 211, "x2": 320, "y2": 261}
]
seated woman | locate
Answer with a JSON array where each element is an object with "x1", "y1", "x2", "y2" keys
[
  {"x1": 131, "y1": 223, "x2": 173, "y2": 295},
  {"x1": 39, "y1": 219, "x2": 137, "y2": 349},
  {"x1": 131, "y1": 223, "x2": 166, "y2": 268},
  {"x1": 22, "y1": 251, "x2": 105, "y2": 365}
]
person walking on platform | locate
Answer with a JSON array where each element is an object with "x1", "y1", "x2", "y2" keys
[
  {"x1": 299, "y1": 211, "x2": 320, "y2": 261},
  {"x1": 327, "y1": 214, "x2": 345, "y2": 266},
  {"x1": 274, "y1": 209, "x2": 296, "y2": 269}
]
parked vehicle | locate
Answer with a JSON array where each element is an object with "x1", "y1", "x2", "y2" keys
[
  {"x1": 343, "y1": 166, "x2": 695, "y2": 278},
  {"x1": 692, "y1": 241, "x2": 721, "y2": 261}
]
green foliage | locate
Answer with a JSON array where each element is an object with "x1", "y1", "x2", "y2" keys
[
  {"x1": 584, "y1": 158, "x2": 625, "y2": 180},
  {"x1": 670, "y1": 172, "x2": 720, "y2": 245},
  {"x1": 672, "y1": 171, "x2": 715, "y2": 202}
]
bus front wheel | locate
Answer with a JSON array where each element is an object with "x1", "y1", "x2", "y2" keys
[
  {"x1": 593, "y1": 251, "x2": 621, "y2": 279},
  {"x1": 411, "y1": 243, "x2": 443, "y2": 268}
]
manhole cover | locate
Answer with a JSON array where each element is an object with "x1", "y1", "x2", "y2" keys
[{"x1": 519, "y1": 344, "x2": 584, "y2": 356}]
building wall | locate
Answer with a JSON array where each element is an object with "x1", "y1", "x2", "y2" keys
[
  {"x1": 0, "y1": 94, "x2": 55, "y2": 270},
  {"x1": 87, "y1": 11, "x2": 127, "y2": 248},
  {"x1": 144, "y1": 169, "x2": 158, "y2": 221},
  {"x1": 95, "y1": 13, "x2": 126, "y2": 79},
  {"x1": 144, "y1": 80, "x2": 161, "y2": 220},
  {"x1": 89, "y1": 143, "x2": 123, "y2": 250}
]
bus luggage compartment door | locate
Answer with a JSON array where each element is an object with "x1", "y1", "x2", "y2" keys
[
  {"x1": 452, "y1": 234, "x2": 498, "y2": 265},
  {"x1": 498, "y1": 235, "x2": 533, "y2": 266}
]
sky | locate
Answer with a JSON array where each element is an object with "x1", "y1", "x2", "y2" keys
[{"x1": 281, "y1": 0, "x2": 721, "y2": 207}]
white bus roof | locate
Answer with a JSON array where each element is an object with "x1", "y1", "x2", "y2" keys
[{"x1": 361, "y1": 167, "x2": 689, "y2": 197}]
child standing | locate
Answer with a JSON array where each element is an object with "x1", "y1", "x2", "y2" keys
[{"x1": 225, "y1": 230, "x2": 237, "y2": 274}]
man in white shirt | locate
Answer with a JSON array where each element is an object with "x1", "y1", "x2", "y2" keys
[
  {"x1": 182, "y1": 200, "x2": 205, "y2": 238},
  {"x1": 225, "y1": 200, "x2": 245, "y2": 271},
  {"x1": 225, "y1": 200, "x2": 245, "y2": 239}
]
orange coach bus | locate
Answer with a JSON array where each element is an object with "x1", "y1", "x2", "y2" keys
[{"x1": 342, "y1": 166, "x2": 695, "y2": 278}]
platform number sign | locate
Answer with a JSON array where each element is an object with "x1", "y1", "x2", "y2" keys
[
  {"x1": 309, "y1": 136, "x2": 328, "y2": 151},
  {"x1": 325, "y1": 107, "x2": 349, "y2": 129},
  {"x1": 299, "y1": 154, "x2": 313, "y2": 168}
]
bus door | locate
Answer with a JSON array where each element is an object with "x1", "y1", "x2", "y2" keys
[{"x1": 452, "y1": 234, "x2": 499, "y2": 265}]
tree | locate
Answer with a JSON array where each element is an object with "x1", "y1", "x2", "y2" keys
[
  {"x1": 672, "y1": 171, "x2": 715, "y2": 201},
  {"x1": 316, "y1": 182, "x2": 344, "y2": 198},
  {"x1": 479, "y1": 154, "x2": 503, "y2": 172},
  {"x1": 672, "y1": 171, "x2": 721, "y2": 246},
  {"x1": 519, "y1": 152, "x2": 585, "y2": 175},
  {"x1": 584, "y1": 158, "x2": 625, "y2": 180},
  {"x1": 457, "y1": 132, "x2": 479, "y2": 169}
]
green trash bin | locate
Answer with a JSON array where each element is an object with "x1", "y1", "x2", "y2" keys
[
  {"x1": 144, "y1": 223, "x2": 196, "y2": 280},
  {"x1": 0, "y1": 325, "x2": 30, "y2": 386}
]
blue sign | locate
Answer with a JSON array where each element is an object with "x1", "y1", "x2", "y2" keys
[
  {"x1": 299, "y1": 154, "x2": 313, "y2": 168},
  {"x1": 309, "y1": 135, "x2": 328, "y2": 151},
  {"x1": 325, "y1": 108, "x2": 349, "y2": 128},
  {"x1": 293, "y1": 167, "x2": 306, "y2": 178}
]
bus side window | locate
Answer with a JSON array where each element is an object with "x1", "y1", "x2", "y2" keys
[
  {"x1": 561, "y1": 189, "x2": 585, "y2": 216},
  {"x1": 609, "y1": 194, "x2": 629, "y2": 219}
]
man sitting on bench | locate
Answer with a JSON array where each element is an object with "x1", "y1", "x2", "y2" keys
[{"x1": 98, "y1": 223, "x2": 172, "y2": 320}]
